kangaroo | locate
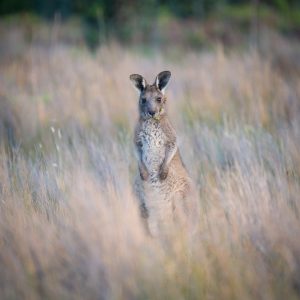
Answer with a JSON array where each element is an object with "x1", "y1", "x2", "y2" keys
[{"x1": 130, "y1": 71, "x2": 199, "y2": 237}]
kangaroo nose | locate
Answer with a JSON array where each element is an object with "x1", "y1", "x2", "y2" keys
[{"x1": 149, "y1": 111, "x2": 155, "y2": 116}]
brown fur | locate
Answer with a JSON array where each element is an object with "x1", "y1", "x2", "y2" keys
[{"x1": 130, "y1": 71, "x2": 199, "y2": 237}]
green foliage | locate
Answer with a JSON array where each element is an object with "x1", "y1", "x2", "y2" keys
[{"x1": 0, "y1": 1, "x2": 299, "y2": 48}]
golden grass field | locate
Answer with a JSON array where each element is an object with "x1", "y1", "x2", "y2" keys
[{"x1": 0, "y1": 23, "x2": 300, "y2": 299}]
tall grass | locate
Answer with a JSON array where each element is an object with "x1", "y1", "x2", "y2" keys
[{"x1": 0, "y1": 26, "x2": 300, "y2": 299}]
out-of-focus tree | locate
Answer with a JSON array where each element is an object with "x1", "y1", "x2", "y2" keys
[
  {"x1": 1, "y1": 0, "x2": 299, "y2": 20},
  {"x1": 0, "y1": 0, "x2": 299, "y2": 48}
]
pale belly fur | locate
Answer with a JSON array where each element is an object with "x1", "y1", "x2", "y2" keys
[
  {"x1": 140, "y1": 120, "x2": 166, "y2": 178},
  {"x1": 138, "y1": 120, "x2": 175, "y2": 236}
]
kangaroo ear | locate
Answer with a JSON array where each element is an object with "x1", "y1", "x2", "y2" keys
[
  {"x1": 130, "y1": 74, "x2": 147, "y2": 93},
  {"x1": 155, "y1": 71, "x2": 171, "y2": 93}
]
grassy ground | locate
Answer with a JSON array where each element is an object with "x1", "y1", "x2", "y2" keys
[{"x1": 0, "y1": 24, "x2": 300, "y2": 299}]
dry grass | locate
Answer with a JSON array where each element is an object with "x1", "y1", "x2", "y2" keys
[{"x1": 0, "y1": 26, "x2": 300, "y2": 299}]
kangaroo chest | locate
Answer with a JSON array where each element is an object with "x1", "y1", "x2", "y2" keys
[{"x1": 139, "y1": 120, "x2": 166, "y2": 174}]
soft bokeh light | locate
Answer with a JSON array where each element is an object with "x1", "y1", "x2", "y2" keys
[{"x1": 1, "y1": 1, "x2": 300, "y2": 299}]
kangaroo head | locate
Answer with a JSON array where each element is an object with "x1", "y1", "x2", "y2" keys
[{"x1": 130, "y1": 71, "x2": 171, "y2": 121}]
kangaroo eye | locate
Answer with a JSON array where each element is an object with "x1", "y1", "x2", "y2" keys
[
  {"x1": 157, "y1": 97, "x2": 162, "y2": 103},
  {"x1": 141, "y1": 98, "x2": 146, "y2": 104}
]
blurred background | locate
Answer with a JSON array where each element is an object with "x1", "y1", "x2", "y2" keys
[
  {"x1": 1, "y1": 0, "x2": 300, "y2": 148},
  {"x1": 1, "y1": 0, "x2": 300, "y2": 50},
  {"x1": 1, "y1": 1, "x2": 300, "y2": 300}
]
